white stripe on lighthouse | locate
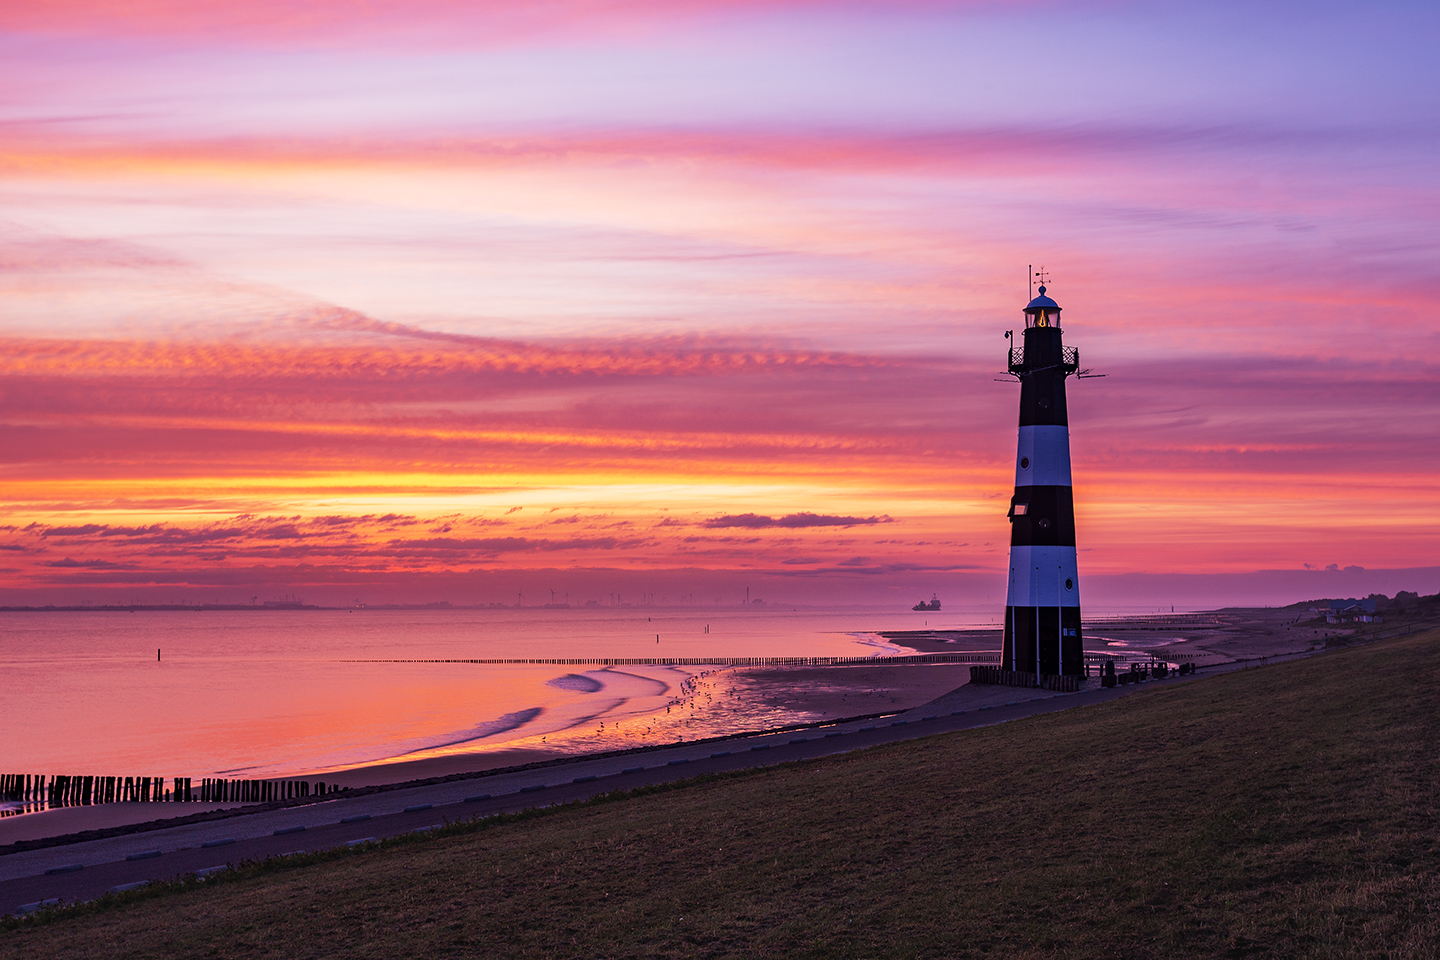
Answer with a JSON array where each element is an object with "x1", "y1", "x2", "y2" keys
[
  {"x1": 1014, "y1": 425, "x2": 1072, "y2": 487},
  {"x1": 1004, "y1": 545, "x2": 1081, "y2": 608}
]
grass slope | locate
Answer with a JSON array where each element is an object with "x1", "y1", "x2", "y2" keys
[{"x1": 5, "y1": 632, "x2": 1439, "y2": 958}]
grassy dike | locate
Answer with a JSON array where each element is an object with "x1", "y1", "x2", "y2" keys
[{"x1": 5, "y1": 632, "x2": 1438, "y2": 959}]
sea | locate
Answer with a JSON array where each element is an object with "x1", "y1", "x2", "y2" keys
[{"x1": 0, "y1": 606, "x2": 1005, "y2": 785}]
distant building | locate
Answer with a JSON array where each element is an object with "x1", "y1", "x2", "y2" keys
[{"x1": 1310, "y1": 597, "x2": 1377, "y2": 615}]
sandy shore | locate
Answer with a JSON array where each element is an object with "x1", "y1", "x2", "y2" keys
[
  {"x1": 1082, "y1": 606, "x2": 1344, "y2": 665},
  {"x1": 326, "y1": 611, "x2": 1330, "y2": 782},
  {"x1": 716, "y1": 663, "x2": 975, "y2": 722},
  {"x1": 325, "y1": 662, "x2": 976, "y2": 787}
]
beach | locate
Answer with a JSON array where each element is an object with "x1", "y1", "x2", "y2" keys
[
  {"x1": 322, "y1": 660, "x2": 979, "y2": 784},
  {"x1": 0, "y1": 662, "x2": 1045, "y2": 848},
  {"x1": 0, "y1": 658, "x2": 985, "y2": 845},
  {"x1": 258, "y1": 604, "x2": 1341, "y2": 788},
  {"x1": 0, "y1": 605, "x2": 1349, "y2": 845}
]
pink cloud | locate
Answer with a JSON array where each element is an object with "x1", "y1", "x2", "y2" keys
[
  {"x1": 0, "y1": 1, "x2": 1030, "y2": 49},
  {"x1": 704, "y1": 513, "x2": 892, "y2": 528}
]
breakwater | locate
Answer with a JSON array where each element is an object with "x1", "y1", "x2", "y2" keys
[
  {"x1": 336, "y1": 652, "x2": 1003, "y2": 666},
  {"x1": 0, "y1": 774, "x2": 339, "y2": 816}
]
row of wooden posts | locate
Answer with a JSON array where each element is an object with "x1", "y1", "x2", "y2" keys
[
  {"x1": 344, "y1": 652, "x2": 1001, "y2": 666},
  {"x1": 0, "y1": 773, "x2": 337, "y2": 809}
]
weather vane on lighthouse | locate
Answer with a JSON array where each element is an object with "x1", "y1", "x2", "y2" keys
[
  {"x1": 997, "y1": 268, "x2": 1101, "y2": 684},
  {"x1": 1030, "y1": 265, "x2": 1050, "y2": 299}
]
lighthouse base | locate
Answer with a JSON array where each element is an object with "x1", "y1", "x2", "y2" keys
[
  {"x1": 969, "y1": 665, "x2": 1085, "y2": 693},
  {"x1": 1002, "y1": 605, "x2": 1085, "y2": 676}
]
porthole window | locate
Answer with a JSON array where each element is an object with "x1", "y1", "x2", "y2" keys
[
  {"x1": 1038, "y1": 518, "x2": 1051, "y2": 529},
  {"x1": 1020, "y1": 457, "x2": 1030, "y2": 470},
  {"x1": 1065, "y1": 578, "x2": 1074, "y2": 590}
]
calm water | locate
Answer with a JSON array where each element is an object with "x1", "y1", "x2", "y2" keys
[{"x1": 0, "y1": 607, "x2": 996, "y2": 780}]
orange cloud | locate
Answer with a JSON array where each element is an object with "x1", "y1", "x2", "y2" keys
[{"x1": 0, "y1": 311, "x2": 1435, "y2": 608}]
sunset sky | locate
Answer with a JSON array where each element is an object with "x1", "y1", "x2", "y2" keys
[{"x1": 2, "y1": 0, "x2": 1437, "y2": 610}]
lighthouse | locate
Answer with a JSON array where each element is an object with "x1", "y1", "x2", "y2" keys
[{"x1": 1002, "y1": 280, "x2": 1084, "y2": 678}]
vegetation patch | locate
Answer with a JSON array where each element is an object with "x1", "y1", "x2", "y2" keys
[{"x1": 4, "y1": 631, "x2": 1438, "y2": 958}]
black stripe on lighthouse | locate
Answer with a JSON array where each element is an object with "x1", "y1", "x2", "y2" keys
[{"x1": 1007, "y1": 486, "x2": 1076, "y2": 546}]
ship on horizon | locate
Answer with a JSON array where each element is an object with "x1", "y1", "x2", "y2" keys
[{"x1": 912, "y1": 594, "x2": 941, "y2": 612}]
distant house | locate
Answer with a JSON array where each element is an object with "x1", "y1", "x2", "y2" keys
[{"x1": 1310, "y1": 597, "x2": 1377, "y2": 616}]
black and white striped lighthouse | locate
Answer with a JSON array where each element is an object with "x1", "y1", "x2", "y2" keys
[{"x1": 1002, "y1": 280, "x2": 1084, "y2": 677}]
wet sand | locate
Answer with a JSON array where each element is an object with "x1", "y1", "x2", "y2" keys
[
  {"x1": 276, "y1": 663, "x2": 974, "y2": 789},
  {"x1": 318, "y1": 662, "x2": 978, "y2": 785},
  {"x1": 1083, "y1": 606, "x2": 1351, "y2": 665},
  {"x1": 716, "y1": 663, "x2": 975, "y2": 721}
]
